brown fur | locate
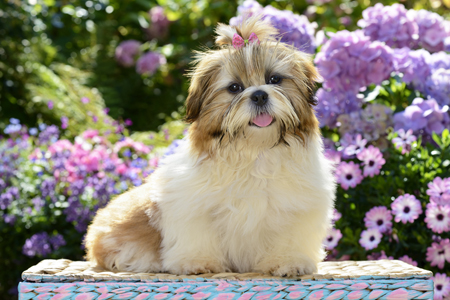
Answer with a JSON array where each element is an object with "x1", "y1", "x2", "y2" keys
[
  {"x1": 85, "y1": 182, "x2": 162, "y2": 271},
  {"x1": 185, "y1": 18, "x2": 320, "y2": 156}
]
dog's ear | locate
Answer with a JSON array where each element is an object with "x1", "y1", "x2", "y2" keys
[{"x1": 185, "y1": 54, "x2": 221, "y2": 124}]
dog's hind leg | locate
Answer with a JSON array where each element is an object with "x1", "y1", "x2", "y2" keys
[{"x1": 85, "y1": 182, "x2": 163, "y2": 273}]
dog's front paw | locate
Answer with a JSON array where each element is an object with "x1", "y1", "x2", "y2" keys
[
  {"x1": 166, "y1": 260, "x2": 227, "y2": 275},
  {"x1": 256, "y1": 257, "x2": 318, "y2": 277}
]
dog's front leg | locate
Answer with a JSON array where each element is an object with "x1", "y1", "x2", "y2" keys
[
  {"x1": 254, "y1": 209, "x2": 329, "y2": 276},
  {"x1": 159, "y1": 214, "x2": 228, "y2": 275}
]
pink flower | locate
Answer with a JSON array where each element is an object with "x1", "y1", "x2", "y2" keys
[
  {"x1": 364, "y1": 206, "x2": 392, "y2": 233},
  {"x1": 336, "y1": 161, "x2": 363, "y2": 190},
  {"x1": 356, "y1": 145, "x2": 385, "y2": 177},
  {"x1": 427, "y1": 177, "x2": 450, "y2": 205},
  {"x1": 115, "y1": 163, "x2": 128, "y2": 175},
  {"x1": 425, "y1": 203, "x2": 450, "y2": 233},
  {"x1": 433, "y1": 273, "x2": 450, "y2": 300},
  {"x1": 398, "y1": 255, "x2": 418, "y2": 266},
  {"x1": 325, "y1": 149, "x2": 341, "y2": 165},
  {"x1": 426, "y1": 239, "x2": 450, "y2": 269},
  {"x1": 115, "y1": 40, "x2": 141, "y2": 67},
  {"x1": 136, "y1": 52, "x2": 166, "y2": 75},
  {"x1": 323, "y1": 228, "x2": 342, "y2": 250},
  {"x1": 48, "y1": 101, "x2": 54, "y2": 109},
  {"x1": 392, "y1": 129, "x2": 416, "y2": 154},
  {"x1": 82, "y1": 129, "x2": 99, "y2": 139},
  {"x1": 391, "y1": 194, "x2": 423, "y2": 224},
  {"x1": 359, "y1": 228, "x2": 382, "y2": 250},
  {"x1": 81, "y1": 97, "x2": 90, "y2": 104},
  {"x1": 48, "y1": 140, "x2": 73, "y2": 155},
  {"x1": 342, "y1": 134, "x2": 367, "y2": 157}
]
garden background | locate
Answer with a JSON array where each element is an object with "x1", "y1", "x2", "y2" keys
[{"x1": 1, "y1": 0, "x2": 450, "y2": 299}]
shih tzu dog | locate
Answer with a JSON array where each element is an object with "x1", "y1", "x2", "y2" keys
[{"x1": 85, "y1": 17, "x2": 335, "y2": 277}]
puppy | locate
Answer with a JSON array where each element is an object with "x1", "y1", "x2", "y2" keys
[{"x1": 85, "y1": 17, "x2": 336, "y2": 276}]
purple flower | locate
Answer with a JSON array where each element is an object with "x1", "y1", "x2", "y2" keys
[
  {"x1": 337, "y1": 104, "x2": 393, "y2": 143},
  {"x1": 393, "y1": 48, "x2": 431, "y2": 92},
  {"x1": 146, "y1": 6, "x2": 170, "y2": 40},
  {"x1": 315, "y1": 88, "x2": 362, "y2": 128},
  {"x1": 115, "y1": 40, "x2": 141, "y2": 67},
  {"x1": 22, "y1": 232, "x2": 65, "y2": 257},
  {"x1": 391, "y1": 194, "x2": 423, "y2": 224},
  {"x1": 47, "y1": 101, "x2": 54, "y2": 110},
  {"x1": 32, "y1": 197, "x2": 45, "y2": 212},
  {"x1": 358, "y1": 3, "x2": 418, "y2": 48},
  {"x1": 428, "y1": 51, "x2": 450, "y2": 71},
  {"x1": 425, "y1": 68, "x2": 450, "y2": 107},
  {"x1": 136, "y1": 52, "x2": 166, "y2": 76},
  {"x1": 410, "y1": 9, "x2": 450, "y2": 53},
  {"x1": 357, "y1": 145, "x2": 385, "y2": 177},
  {"x1": 433, "y1": 273, "x2": 450, "y2": 300},
  {"x1": 398, "y1": 255, "x2": 418, "y2": 266},
  {"x1": 359, "y1": 228, "x2": 382, "y2": 250},
  {"x1": 315, "y1": 30, "x2": 395, "y2": 93},
  {"x1": 81, "y1": 97, "x2": 90, "y2": 104},
  {"x1": 425, "y1": 203, "x2": 450, "y2": 234},
  {"x1": 426, "y1": 239, "x2": 450, "y2": 269},
  {"x1": 364, "y1": 206, "x2": 392, "y2": 233},
  {"x1": 427, "y1": 177, "x2": 450, "y2": 205},
  {"x1": 336, "y1": 161, "x2": 363, "y2": 190},
  {"x1": 392, "y1": 129, "x2": 416, "y2": 154},
  {"x1": 323, "y1": 228, "x2": 342, "y2": 250},
  {"x1": 61, "y1": 116, "x2": 69, "y2": 129},
  {"x1": 38, "y1": 125, "x2": 60, "y2": 144},
  {"x1": 0, "y1": 187, "x2": 18, "y2": 210},
  {"x1": 342, "y1": 134, "x2": 367, "y2": 158},
  {"x1": 230, "y1": 1, "x2": 317, "y2": 53},
  {"x1": 4, "y1": 118, "x2": 22, "y2": 135},
  {"x1": 393, "y1": 97, "x2": 450, "y2": 137},
  {"x1": 367, "y1": 250, "x2": 393, "y2": 260}
]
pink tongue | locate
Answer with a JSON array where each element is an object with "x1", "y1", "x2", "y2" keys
[{"x1": 252, "y1": 113, "x2": 273, "y2": 127}]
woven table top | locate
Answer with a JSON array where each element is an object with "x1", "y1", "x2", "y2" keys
[{"x1": 22, "y1": 259, "x2": 432, "y2": 283}]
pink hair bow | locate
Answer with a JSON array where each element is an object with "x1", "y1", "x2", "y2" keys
[{"x1": 232, "y1": 32, "x2": 260, "y2": 49}]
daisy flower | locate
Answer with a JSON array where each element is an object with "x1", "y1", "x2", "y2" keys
[
  {"x1": 398, "y1": 255, "x2": 418, "y2": 266},
  {"x1": 425, "y1": 203, "x2": 450, "y2": 233},
  {"x1": 359, "y1": 228, "x2": 382, "y2": 250},
  {"x1": 356, "y1": 145, "x2": 386, "y2": 177},
  {"x1": 392, "y1": 129, "x2": 416, "y2": 154},
  {"x1": 364, "y1": 206, "x2": 393, "y2": 233},
  {"x1": 426, "y1": 239, "x2": 450, "y2": 269},
  {"x1": 391, "y1": 194, "x2": 423, "y2": 224},
  {"x1": 342, "y1": 134, "x2": 367, "y2": 158},
  {"x1": 433, "y1": 273, "x2": 450, "y2": 300},
  {"x1": 336, "y1": 161, "x2": 363, "y2": 190},
  {"x1": 427, "y1": 177, "x2": 450, "y2": 205},
  {"x1": 323, "y1": 228, "x2": 342, "y2": 250}
]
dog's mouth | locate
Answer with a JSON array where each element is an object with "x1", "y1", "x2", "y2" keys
[{"x1": 250, "y1": 113, "x2": 274, "y2": 128}]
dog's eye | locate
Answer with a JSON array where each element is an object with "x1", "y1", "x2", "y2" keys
[
  {"x1": 268, "y1": 75, "x2": 282, "y2": 84},
  {"x1": 228, "y1": 83, "x2": 243, "y2": 93}
]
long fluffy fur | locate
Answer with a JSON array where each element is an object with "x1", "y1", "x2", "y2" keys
[{"x1": 85, "y1": 17, "x2": 336, "y2": 276}]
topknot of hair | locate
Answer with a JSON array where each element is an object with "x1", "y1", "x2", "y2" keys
[{"x1": 215, "y1": 16, "x2": 279, "y2": 47}]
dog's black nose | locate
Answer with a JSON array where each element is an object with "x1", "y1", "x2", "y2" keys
[{"x1": 250, "y1": 90, "x2": 268, "y2": 106}]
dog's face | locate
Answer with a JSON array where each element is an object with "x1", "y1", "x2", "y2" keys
[{"x1": 186, "y1": 18, "x2": 320, "y2": 155}]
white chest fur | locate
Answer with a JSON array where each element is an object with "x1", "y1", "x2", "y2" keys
[{"x1": 149, "y1": 135, "x2": 335, "y2": 273}]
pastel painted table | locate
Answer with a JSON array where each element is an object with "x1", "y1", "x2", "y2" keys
[{"x1": 19, "y1": 259, "x2": 433, "y2": 299}]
